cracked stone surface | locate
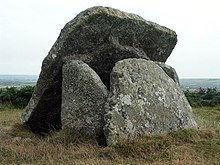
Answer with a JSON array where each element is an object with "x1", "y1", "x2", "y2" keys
[{"x1": 104, "y1": 59, "x2": 198, "y2": 146}]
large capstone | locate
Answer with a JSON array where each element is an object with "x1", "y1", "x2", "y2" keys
[
  {"x1": 104, "y1": 59, "x2": 198, "y2": 146},
  {"x1": 20, "y1": 6, "x2": 177, "y2": 133},
  {"x1": 61, "y1": 60, "x2": 108, "y2": 138}
]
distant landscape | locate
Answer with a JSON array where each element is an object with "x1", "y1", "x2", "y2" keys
[
  {"x1": 180, "y1": 78, "x2": 220, "y2": 91},
  {"x1": 0, "y1": 74, "x2": 220, "y2": 91},
  {"x1": 0, "y1": 75, "x2": 38, "y2": 88}
]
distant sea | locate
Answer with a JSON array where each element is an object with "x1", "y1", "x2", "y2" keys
[{"x1": 0, "y1": 75, "x2": 220, "y2": 91}]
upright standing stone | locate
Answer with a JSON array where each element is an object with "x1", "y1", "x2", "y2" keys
[
  {"x1": 104, "y1": 59, "x2": 198, "y2": 146},
  {"x1": 61, "y1": 60, "x2": 108, "y2": 137}
]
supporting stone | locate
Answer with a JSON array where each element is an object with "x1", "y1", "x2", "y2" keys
[{"x1": 104, "y1": 59, "x2": 198, "y2": 146}]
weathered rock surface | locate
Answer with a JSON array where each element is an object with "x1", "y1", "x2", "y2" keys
[
  {"x1": 21, "y1": 6, "x2": 177, "y2": 133},
  {"x1": 104, "y1": 59, "x2": 198, "y2": 146},
  {"x1": 156, "y1": 62, "x2": 180, "y2": 85},
  {"x1": 61, "y1": 60, "x2": 108, "y2": 137}
]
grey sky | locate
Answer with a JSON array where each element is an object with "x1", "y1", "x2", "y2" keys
[{"x1": 0, "y1": 0, "x2": 220, "y2": 78}]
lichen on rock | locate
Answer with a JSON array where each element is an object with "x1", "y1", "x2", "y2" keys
[
  {"x1": 104, "y1": 58, "x2": 198, "y2": 146},
  {"x1": 20, "y1": 6, "x2": 197, "y2": 147},
  {"x1": 61, "y1": 60, "x2": 108, "y2": 138}
]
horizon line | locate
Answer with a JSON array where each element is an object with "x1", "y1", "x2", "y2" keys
[{"x1": 0, "y1": 74, "x2": 219, "y2": 79}]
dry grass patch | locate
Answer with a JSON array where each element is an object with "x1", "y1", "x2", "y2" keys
[
  {"x1": 0, "y1": 106, "x2": 21, "y2": 130},
  {"x1": 0, "y1": 106, "x2": 220, "y2": 164}
]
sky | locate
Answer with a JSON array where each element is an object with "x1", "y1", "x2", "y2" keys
[{"x1": 0, "y1": 0, "x2": 220, "y2": 78}]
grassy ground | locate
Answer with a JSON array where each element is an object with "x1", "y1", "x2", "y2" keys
[{"x1": 0, "y1": 105, "x2": 219, "y2": 165}]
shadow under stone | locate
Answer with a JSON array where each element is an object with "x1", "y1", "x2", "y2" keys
[{"x1": 26, "y1": 71, "x2": 62, "y2": 134}]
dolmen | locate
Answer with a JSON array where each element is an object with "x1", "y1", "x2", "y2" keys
[{"x1": 21, "y1": 6, "x2": 198, "y2": 146}]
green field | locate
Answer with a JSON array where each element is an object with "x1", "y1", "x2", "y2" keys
[{"x1": 0, "y1": 106, "x2": 219, "y2": 165}]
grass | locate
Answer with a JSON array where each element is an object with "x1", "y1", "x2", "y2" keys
[{"x1": 0, "y1": 105, "x2": 220, "y2": 165}]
